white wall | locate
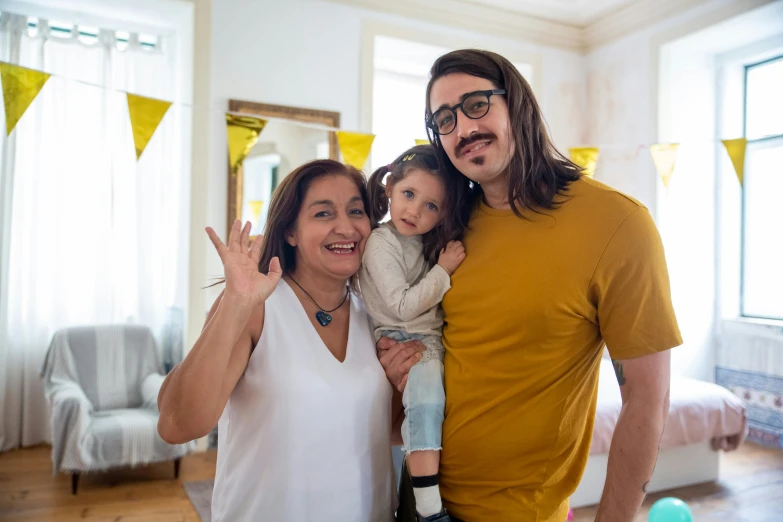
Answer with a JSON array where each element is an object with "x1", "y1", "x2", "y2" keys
[
  {"x1": 585, "y1": 0, "x2": 772, "y2": 211},
  {"x1": 586, "y1": 0, "x2": 783, "y2": 380},
  {"x1": 656, "y1": 41, "x2": 718, "y2": 382},
  {"x1": 187, "y1": 0, "x2": 588, "y2": 349}
]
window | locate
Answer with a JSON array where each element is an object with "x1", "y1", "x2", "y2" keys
[
  {"x1": 26, "y1": 19, "x2": 159, "y2": 49},
  {"x1": 741, "y1": 56, "x2": 783, "y2": 320},
  {"x1": 371, "y1": 36, "x2": 450, "y2": 172}
]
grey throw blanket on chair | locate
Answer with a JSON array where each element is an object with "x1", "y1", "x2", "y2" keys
[{"x1": 40, "y1": 325, "x2": 195, "y2": 474}]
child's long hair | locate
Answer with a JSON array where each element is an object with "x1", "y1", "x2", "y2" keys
[{"x1": 367, "y1": 144, "x2": 462, "y2": 265}]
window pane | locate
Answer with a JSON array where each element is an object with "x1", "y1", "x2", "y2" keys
[
  {"x1": 77, "y1": 25, "x2": 99, "y2": 45},
  {"x1": 372, "y1": 69, "x2": 430, "y2": 172},
  {"x1": 742, "y1": 140, "x2": 783, "y2": 319},
  {"x1": 372, "y1": 37, "x2": 450, "y2": 172},
  {"x1": 746, "y1": 57, "x2": 783, "y2": 140},
  {"x1": 49, "y1": 20, "x2": 74, "y2": 39}
]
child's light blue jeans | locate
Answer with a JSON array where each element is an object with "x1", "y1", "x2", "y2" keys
[{"x1": 381, "y1": 330, "x2": 445, "y2": 454}]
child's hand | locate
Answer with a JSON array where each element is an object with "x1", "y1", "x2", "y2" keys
[{"x1": 438, "y1": 240, "x2": 466, "y2": 275}]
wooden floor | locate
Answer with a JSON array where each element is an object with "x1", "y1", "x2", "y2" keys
[
  {"x1": 0, "y1": 446, "x2": 216, "y2": 521},
  {"x1": 0, "y1": 442, "x2": 781, "y2": 521},
  {"x1": 572, "y1": 442, "x2": 783, "y2": 522}
]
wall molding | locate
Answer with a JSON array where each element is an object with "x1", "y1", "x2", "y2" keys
[
  {"x1": 584, "y1": 0, "x2": 711, "y2": 50},
  {"x1": 328, "y1": 0, "x2": 584, "y2": 52},
  {"x1": 325, "y1": 0, "x2": 756, "y2": 53}
]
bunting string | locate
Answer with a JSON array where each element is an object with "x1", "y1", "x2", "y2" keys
[{"x1": 0, "y1": 60, "x2": 750, "y2": 183}]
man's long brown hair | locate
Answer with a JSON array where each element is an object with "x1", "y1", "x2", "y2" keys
[{"x1": 424, "y1": 49, "x2": 582, "y2": 228}]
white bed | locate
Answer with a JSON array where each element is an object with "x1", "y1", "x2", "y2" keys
[{"x1": 570, "y1": 359, "x2": 747, "y2": 508}]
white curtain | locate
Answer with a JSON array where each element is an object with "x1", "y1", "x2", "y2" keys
[{"x1": 0, "y1": 13, "x2": 190, "y2": 451}]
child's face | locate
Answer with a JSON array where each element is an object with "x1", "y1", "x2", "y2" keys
[{"x1": 386, "y1": 168, "x2": 445, "y2": 237}]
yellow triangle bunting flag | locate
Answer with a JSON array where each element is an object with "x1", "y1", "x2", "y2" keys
[
  {"x1": 649, "y1": 143, "x2": 679, "y2": 189},
  {"x1": 226, "y1": 113, "x2": 268, "y2": 174},
  {"x1": 569, "y1": 147, "x2": 599, "y2": 178},
  {"x1": 248, "y1": 200, "x2": 263, "y2": 225},
  {"x1": 415, "y1": 139, "x2": 429, "y2": 146},
  {"x1": 127, "y1": 93, "x2": 172, "y2": 160},
  {"x1": 336, "y1": 131, "x2": 375, "y2": 170},
  {"x1": 0, "y1": 62, "x2": 51, "y2": 136},
  {"x1": 722, "y1": 138, "x2": 747, "y2": 186}
]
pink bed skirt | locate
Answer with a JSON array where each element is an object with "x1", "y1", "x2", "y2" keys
[{"x1": 591, "y1": 360, "x2": 747, "y2": 455}]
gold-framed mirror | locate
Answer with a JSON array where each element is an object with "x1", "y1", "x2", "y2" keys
[{"x1": 227, "y1": 99, "x2": 340, "y2": 239}]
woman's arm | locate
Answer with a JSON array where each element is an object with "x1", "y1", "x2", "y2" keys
[
  {"x1": 157, "y1": 293, "x2": 262, "y2": 444},
  {"x1": 157, "y1": 221, "x2": 281, "y2": 444},
  {"x1": 157, "y1": 288, "x2": 225, "y2": 412},
  {"x1": 377, "y1": 335, "x2": 424, "y2": 443}
]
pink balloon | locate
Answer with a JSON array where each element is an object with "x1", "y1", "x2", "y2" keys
[{"x1": 567, "y1": 508, "x2": 574, "y2": 520}]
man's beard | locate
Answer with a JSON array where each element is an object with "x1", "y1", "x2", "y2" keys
[{"x1": 470, "y1": 156, "x2": 485, "y2": 166}]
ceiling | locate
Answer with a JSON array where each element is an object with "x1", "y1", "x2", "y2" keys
[
  {"x1": 460, "y1": 0, "x2": 637, "y2": 27},
  {"x1": 327, "y1": 0, "x2": 721, "y2": 52}
]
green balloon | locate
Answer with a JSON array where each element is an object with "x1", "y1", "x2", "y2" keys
[{"x1": 649, "y1": 497, "x2": 693, "y2": 522}]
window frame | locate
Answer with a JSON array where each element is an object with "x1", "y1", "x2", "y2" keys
[{"x1": 740, "y1": 54, "x2": 783, "y2": 320}]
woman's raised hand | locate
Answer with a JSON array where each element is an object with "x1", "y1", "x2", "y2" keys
[{"x1": 206, "y1": 220, "x2": 282, "y2": 305}]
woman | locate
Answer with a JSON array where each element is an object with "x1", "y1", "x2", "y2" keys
[{"x1": 157, "y1": 160, "x2": 415, "y2": 521}]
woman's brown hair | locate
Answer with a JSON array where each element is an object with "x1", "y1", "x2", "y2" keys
[
  {"x1": 425, "y1": 49, "x2": 582, "y2": 228},
  {"x1": 257, "y1": 159, "x2": 369, "y2": 276},
  {"x1": 366, "y1": 144, "x2": 460, "y2": 265}
]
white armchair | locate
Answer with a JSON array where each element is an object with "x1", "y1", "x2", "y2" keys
[{"x1": 41, "y1": 325, "x2": 195, "y2": 494}]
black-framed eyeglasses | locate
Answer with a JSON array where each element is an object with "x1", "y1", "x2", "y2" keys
[{"x1": 427, "y1": 89, "x2": 506, "y2": 136}]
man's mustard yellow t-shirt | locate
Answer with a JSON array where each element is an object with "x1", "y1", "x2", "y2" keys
[{"x1": 439, "y1": 177, "x2": 682, "y2": 521}]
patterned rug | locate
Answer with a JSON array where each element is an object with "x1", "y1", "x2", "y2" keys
[{"x1": 183, "y1": 479, "x2": 213, "y2": 522}]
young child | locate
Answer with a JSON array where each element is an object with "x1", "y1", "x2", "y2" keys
[{"x1": 359, "y1": 145, "x2": 466, "y2": 522}]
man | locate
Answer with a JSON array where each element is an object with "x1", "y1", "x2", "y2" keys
[{"x1": 381, "y1": 49, "x2": 681, "y2": 522}]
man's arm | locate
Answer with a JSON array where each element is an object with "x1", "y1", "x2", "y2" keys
[{"x1": 595, "y1": 349, "x2": 671, "y2": 522}]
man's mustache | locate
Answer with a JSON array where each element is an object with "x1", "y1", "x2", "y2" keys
[{"x1": 455, "y1": 133, "x2": 496, "y2": 158}]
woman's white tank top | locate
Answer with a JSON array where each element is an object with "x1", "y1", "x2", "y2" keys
[{"x1": 211, "y1": 279, "x2": 396, "y2": 521}]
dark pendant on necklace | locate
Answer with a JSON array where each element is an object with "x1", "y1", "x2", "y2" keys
[
  {"x1": 288, "y1": 275, "x2": 347, "y2": 328},
  {"x1": 315, "y1": 311, "x2": 332, "y2": 327}
]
